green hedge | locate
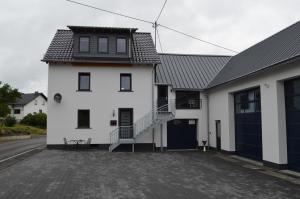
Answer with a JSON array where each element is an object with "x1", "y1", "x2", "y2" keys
[
  {"x1": 4, "y1": 116, "x2": 16, "y2": 127},
  {"x1": 21, "y1": 113, "x2": 47, "y2": 128},
  {"x1": 0, "y1": 124, "x2": 46, "y2": 137}
]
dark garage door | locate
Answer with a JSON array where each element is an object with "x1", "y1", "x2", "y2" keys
[
  {"x1": 285, "y1": 78, "x2": 300, "y2": 171},
  {"x1": 167, "y1": 119, "x2": 197, "y2": 150},
  {"x1": 234, "y1": 88, "x2": 262, "y2": 161}
]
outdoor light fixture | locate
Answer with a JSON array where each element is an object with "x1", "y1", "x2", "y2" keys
[
  {"x1": 54, "y1": 93, "x2": 62, "y2": 103},
  {"x1": 112, "y1": 110, "x2": 115, "y2": 117}
]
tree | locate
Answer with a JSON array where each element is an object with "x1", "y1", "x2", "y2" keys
[{"x1": 0, "y1": 81, "x2": 21, "y2": 118}]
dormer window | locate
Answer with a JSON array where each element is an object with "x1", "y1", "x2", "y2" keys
[
  {"x1": 116, "y1": 38, "x2": 127, "y2": 53},
  {"x1": 79, "y1": 37, "x2": 90, "y2": 52},
  {"x1": 98, "y1": 37, "x2": 108, "y2": 53}
]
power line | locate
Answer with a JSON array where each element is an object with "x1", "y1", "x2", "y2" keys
[
  {"x1": 65, "y1": 0, "x2": 153, "y2": 25},
  {"x1": 155, "y1": 0, "x2": 168, "y2": 22},
  {"x1": 158, "y1": 24, "x2": 238, "y2": 53},
  {"x1": 157, "y1": 28, "x2": 164, "y2": 52},
  {"x1": 65, "y1": 0, "x2": 238, "y2": 54}
]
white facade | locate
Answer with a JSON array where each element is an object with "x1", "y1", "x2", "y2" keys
[
  {"x1": 47, "y1": 64, "x2": 153, "y2": 145},
  {"x1": 208, "y1": 61, "x2": 300, "y2": 165},
  {"x1": 10, "y1": 95, "x2": 47, "y2": 121}
]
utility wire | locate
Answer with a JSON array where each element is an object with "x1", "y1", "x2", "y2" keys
[
  {"x1": 65, "y1": 0, "x2": 238, "y2": 54},
  {"x1": 157, "y1": 28, "x2": 164, "y2": 52},
  {"x1": 65, "y1": 0, "x2": 153, "y2": 25},
  {"x1": 158, "y1": 24, "x2": 238, "y2": 53},
  {"x1": 155, "y1": 0, "x2": 168, "y2": 22}
]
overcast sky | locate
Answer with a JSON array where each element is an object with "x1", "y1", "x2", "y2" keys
[{"x1": 0, "y1": 0, "x2": 299, "y2": 95}]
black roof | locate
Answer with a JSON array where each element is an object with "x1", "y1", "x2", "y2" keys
[
  {"x1": 42, "y1": 27, "x2": 160, "y2": 64},
  {"x1": 11, "y1": 92, "x2": 47, "y2": 106},
  {"x1": 156, "y1": 53, "x2": 231, "y2": 90},
  {"x1": 209, "y1": 21, "x2": 300, "y2": 88}
]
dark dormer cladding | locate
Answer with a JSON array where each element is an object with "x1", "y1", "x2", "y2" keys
[{"x1": 68, "y1": 26, "x2": 138, "y2": 62}]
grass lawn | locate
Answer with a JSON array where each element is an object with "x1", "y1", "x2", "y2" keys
[{"x1": 0, "y1": 124, "x2": 46, "y2": 137}]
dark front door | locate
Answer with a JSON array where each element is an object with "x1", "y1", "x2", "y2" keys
[
  {"x1": 216, "y1": 120, "x2": 221, "y2": 151},
  {"x1": 157, "y1": 85, "x2": 168, "y2": 110},
  {"x1": 167, "y1": 119, "x2": 198, "y2": 150},
  {"x1": 119, "y1": 108, "x2": 133, "y2": 139},
  {"x1": 285, "y1": 78, "x2": 300, "y2": 171},
  {"x1": 234, "y1": 88, "x2": 262, "y2": 161}
]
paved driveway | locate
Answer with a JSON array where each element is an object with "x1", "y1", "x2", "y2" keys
[{"x1": 0, "y1": 150, "x2": 299, "y2": 199}]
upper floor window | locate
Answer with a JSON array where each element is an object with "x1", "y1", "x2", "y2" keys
[
  {"x1": 116, "y1": 38, "x2": 127, "y2": 53},
  {"x1": 176, "y1": 91, "x2": 200, "y2": 109},
  {"x1": 98, "y1": 37, "x2": 108, "y2": 53},
  {"x1": 78, "y1": 73, "x2": 90, "y2": 91},
  {"x1": 34, "y1": 100, "x2": 37, "y2": 105},
  {"x1": 79, "y1": 37, "x2": 90, "y2": 52},
  {"x1": 120, "y1": 73, "x2": 132, "y2": 91}
]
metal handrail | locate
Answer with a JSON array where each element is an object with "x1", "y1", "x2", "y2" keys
[{"x1": 109, "y1": 100, "x2": 176, "y2": 150}]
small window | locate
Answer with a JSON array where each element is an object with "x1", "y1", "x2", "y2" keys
[
  {"x1": 79, "y1": 37, "x2": 90, "y2": 52},
  {"x1": 98, "y1": 37, "x2": 108, "y2": 53},
  {"x1": 78, "y1": 110, "x2": 90, "y2": 128},
  {"x1": 39, "y1": 109, "x2": 42, "y2": 113},
  {"x1": 116, "y1": 38, "x2": 126, "y2": 53},
  {"x1": 34, "y1": 100, "x2": 37, "y2": 105},
  {"x1": 78, "y1": 73, "x2": 90, "y2": 91},
  {"x1": 14, "y1": 109, "x2": 21, "y2": 114},
  {"x1": 42, "y1": 100, "x2": 45, "y2": 105},
  {"x1": 120, "y1": 74, "x2": 132, "y2": 91}
]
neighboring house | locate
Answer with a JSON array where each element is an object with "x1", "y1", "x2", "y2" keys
[
  {"x1": 10, "y1": 92, "x2": 48, "y2": 121},
  {"x1": 43, "y1": 21, "x2": 300, "y2": 172}
]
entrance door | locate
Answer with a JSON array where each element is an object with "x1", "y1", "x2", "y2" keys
[
  {"x1": 285, "y1": 78, "x2": 300, "y2": 171},
  {"x1": 119, "y1": 108, "x2": 133, "y2": 139},
  {"x1": 157, "y1": 85, "x2": 168, "y2": 110},
  {"x1": 234, "y1": 88, "x2": 262, "y2": 161},
  {"x1": 216, "y1": 120, "x2": 221, "y2": 151}
]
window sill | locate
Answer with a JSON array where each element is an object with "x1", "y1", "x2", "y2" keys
[
  {"x1": 76, "y1": 90, "x2": 92, "y2": 92},
  {"x1": 76, "y1": 127, "x2": 92, "y2": 129},
  {"x1": 118, "y1": 90, "x2": 134, "y2": 92}
]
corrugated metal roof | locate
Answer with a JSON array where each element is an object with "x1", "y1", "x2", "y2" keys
[
  {"x1": 156, "y1": 53, "x2": 231, "y2": 90},
  {"x1": 42, "y1": 28, "x2": 160, "y2": 64},
  {"x1": 209, "y1": 21, "x2": 300, "y2": 88}
]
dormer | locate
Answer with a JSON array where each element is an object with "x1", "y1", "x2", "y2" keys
[{"x1": 68, "y1": 26, "x2": 138, "y2": 62}]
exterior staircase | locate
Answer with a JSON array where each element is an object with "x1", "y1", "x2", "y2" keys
[{"x1": 109, "y1": 100, "x2": 175, "y2": 152}]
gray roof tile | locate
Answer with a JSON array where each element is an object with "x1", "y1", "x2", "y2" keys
[
  {"x1": 209, "y1": 21, "x2": 300, "y2": 88},
  {"x1": 42, "y1": 29, "x2": 160, "y2": 64},
  {"x1": 156, "y1": 53, "x2": 231, "y2": 90},
  {"x1": 11, "y1": 93, "x2": 47, "y2": 106}
]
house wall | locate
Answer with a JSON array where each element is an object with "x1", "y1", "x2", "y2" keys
[
  {"x1": 10, "y1": 95, "x2": 47, "y2": 121},
  {"x1": 153, "y1": 85, "x2": 208, "y2": 148},
  {"x1": 47, "y1": 63, "x2": 153, "y2": 145},
  {"x1": 23, "y1": 95, "x2": 47, "y2": 116},
  {"x1": 208, "y1": 61, "x2": 300, "y2": 165}
]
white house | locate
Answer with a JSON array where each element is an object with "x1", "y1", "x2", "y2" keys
[
  {"x1": 43, "y1": 21, "x2": 300, "y2": 172},
  {"x1": 10, "y1": 92, "x2": 48, "y2": 121}
]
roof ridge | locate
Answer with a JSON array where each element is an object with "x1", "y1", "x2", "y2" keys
[{"x1": 158, "y1": 53, "x2": 232, "y2": 57}]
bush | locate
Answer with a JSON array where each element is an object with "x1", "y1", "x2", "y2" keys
[
  {"x1": 0, "y1": 124, "x2": 46, "y2": 137},
  {"x1": 21, "y1": 113, "x2": 47, "y2": 128},
  {"x1": 4, "y1": 116, "x2": 16, "y2": 127}
]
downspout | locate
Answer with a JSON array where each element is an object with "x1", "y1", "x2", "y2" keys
[
  {"x1": 206, "y1": 91, "x2": 210, "y2": 149},
  {"x1": 152, "y1": 63, "x2": 156, "y2": 151}
]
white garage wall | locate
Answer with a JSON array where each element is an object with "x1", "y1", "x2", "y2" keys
[{"x1": 208, "y1": 61, "x2": 300, "y2": 164}]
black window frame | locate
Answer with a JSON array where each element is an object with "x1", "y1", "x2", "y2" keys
[
  {"x1": 97, "y1": 36, "x2": 109, "y2": 53},
  {"x1": 120, "y1": 73, "x2": 132, "y2": 92},
  {"x1": 14, "y1": 109, "x2": 21, "y2": 114},
  {"x1": 77, "y1": 109, "x2": 90, "y2": 129},
  {"x1": 79, "y1": 36, "x2": 90, "y2": 53},
  {"x1": 116, "y1": 37, "x2": 127, "y2": 54},
  {"x1": 78, "y1": 72, "x2": 91, "y2": 92},
  {"x1": 234, "y1": 87, "x2": 261, "y2": 114},
  {"x1": 175, "y1": 91, "x2": 200, "y2": 109}
]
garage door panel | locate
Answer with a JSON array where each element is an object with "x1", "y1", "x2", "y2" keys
[
  {"x1": 285, "y1": 77, "x2": 300, "y2": 171},
  {"x1": 235, "y1": 88, "x2": 262, "y2": 161},
  {"x1": 167, "y1": 119, "x2": 197, "y2": 150}
]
